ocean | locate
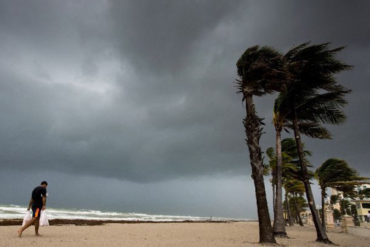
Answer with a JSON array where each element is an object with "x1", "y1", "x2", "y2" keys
[{"x1": 0, "y1": 204, "x2": 242, "y2": 222}]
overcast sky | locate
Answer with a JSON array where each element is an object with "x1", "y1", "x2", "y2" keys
[{"x1": 0, "y1": 0, "x2": 369, "y2": 219}]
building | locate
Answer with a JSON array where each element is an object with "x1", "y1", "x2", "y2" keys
[
  {"x1": 330, "y1": 184, "x2": 370, "y2": 223},
  {"x1": 292, "y1": 183, "x2": 370, "y2": 226},
  {"x1": 353, "y1": 199, "x2": 370, "y2": 221}
]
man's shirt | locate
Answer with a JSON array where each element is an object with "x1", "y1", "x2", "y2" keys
[{"x1": 31, "y1": 186, "x2": 47, "y2": 207}]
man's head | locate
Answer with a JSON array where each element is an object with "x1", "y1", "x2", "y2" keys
[{"x1": 41, "y1": 181, "x2": 48, "y2": 188}]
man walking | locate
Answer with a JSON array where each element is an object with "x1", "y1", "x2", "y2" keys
[{"x1": 18, "y1": 181, "x2": 48, "y2": 237}]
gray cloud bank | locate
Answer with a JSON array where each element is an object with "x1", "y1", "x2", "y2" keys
[{"x1": 1, "y1": 0, "x2": 369, "y2": 185}]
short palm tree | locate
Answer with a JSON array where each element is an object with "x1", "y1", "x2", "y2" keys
[
  {"x1": 236, "y1": 46, "x2": 285, "y2": 244},
  {"x1": 315, "y1": 159, "x2": 363, "y2": 230},
  {"x1": 267, "y1": 138, "x2": 312, "y2": 226},
  {"x1": 266, "y1": 138, "x2": 297, "y2": 235},
  {"x1": 284, "y1": 178, "x2": 306, "y2": 226},
  {"x1": 266, "y1": 142, "x2": 296, "y2": 229}
]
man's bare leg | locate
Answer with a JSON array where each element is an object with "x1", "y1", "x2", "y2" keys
[
  {"x1": 34, "y1": 218, "x2": 41, "y2": 236},
  {"x1": 17, "y1": 218, "x2": 36, "y2": 237}
]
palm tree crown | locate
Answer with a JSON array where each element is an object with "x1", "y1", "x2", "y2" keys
[
  {"x1": 316, "y1": 158, "x2": 359, "y2": 189},
  {"x1": 236, "y1": 46, "x2": 286, "y2": 96}
]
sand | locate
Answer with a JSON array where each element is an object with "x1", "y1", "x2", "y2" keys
[{"x1": 1, "y1": 222, "x2": 369, "y2": 247}]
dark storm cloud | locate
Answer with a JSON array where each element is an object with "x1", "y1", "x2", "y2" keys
[
  {"x1": 0, "y1": 0, "x2": 369, "y2": 186},
  {"x1": 109, "y1": 0, "x2": 244, "y2": 74}
]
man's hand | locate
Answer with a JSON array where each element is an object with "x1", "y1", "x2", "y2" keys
[
  {"x1": 28, "y1": 198, "x2": 33, "y2": 211},
  {"x1": 42, "y1": 196, "x2": 46, "y2": 211},
  {"x1": 27, "y1": 207, "x2": 30, "y2": 211}
]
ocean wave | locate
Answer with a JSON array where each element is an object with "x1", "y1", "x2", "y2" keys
[{"x1": 0, "y1": 204, "x2": 243, "y2": 222}]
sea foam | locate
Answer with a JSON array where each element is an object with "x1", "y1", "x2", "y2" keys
[{"x1": 0, "y1": 204, "x2": 241, "y2": 222}]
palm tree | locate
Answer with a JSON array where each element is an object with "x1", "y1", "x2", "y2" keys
[
  {"x1": 272, "y1": 95, "x2": 330, "y2": 237},
  {"x1": 272, "y1": 106, "x2": 286, "y2": 237},
  {"x1": 236, "y1": 46, "x2": 285, "y2": 243},
  {"x1": 282, "y1": 43, "x2": 351, "y2": 243},
  {"x1": 265, "y1": 147, "x2": 277, "y2": 211},
  {"x1": 266, "y1": 138, "x2": 310, "y2": 228},
  {"x1": 279, "y1": 139, "x2": 301, "y2": 227},
  {"x1": 284, "y1": 188, "x2": 294, "y2": 226},
  {"x1": 315, "y1": 158, "x2": 360, "y2": 230},
  {"x1": 284, "y1": 179, "x2": 306, "y2": 226},
  {"x1": 266, "y1": 138, "x2": 296, "y2": 235}
]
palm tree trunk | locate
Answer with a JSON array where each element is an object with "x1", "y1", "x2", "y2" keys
[
  {"x1": 285, "y1": 192, "x2": 294, "y2": 226},
  {"x1": 292, "y1": 115, "x2": 332, "y2": 244},
  {"x1": 273, "y1": 129, "x2": 287, "y2": 237},
  {"x1": 244, "y1": 94, "x2": 276, "y2": 244},
  {"x1": 293, "y1": 193, "x2": 304, "y2": 226},
  {"x1": 321, "y1": 187, "x2": 327, "y2": 231},
  {"x1": 272, "y1": 162, "x2": 277, "y2": 211},
  {"x1": 272, "y1": 183, "x2": 276, "y2": 210}
]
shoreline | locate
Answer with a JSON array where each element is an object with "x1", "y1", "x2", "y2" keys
[{"x1": 0, "y1": 218, "x2": 251, "y2": 226}]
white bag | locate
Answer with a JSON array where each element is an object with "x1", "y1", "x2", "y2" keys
[
  {"x1": 39, "y1": 210, "x2": 49, "y2": 226},
  {"x1": 22, "y1": 210, "x2": 32, "y2": 226}
]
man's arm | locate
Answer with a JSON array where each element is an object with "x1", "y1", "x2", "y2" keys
[
  {"x1": 27, "y1": 198, "x2": 33, "y2": 211},
  {"x1": 42, "y1": 196, "x2": 46, "y2": 210}
]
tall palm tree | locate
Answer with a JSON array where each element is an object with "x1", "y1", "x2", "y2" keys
[
  {"x1": 282, "y1": 43, "x2": 351, "y2": 243},
  {"x1": 272, "y1": 95, "x2": 330, "y2": 237},
  {"x1": 315, "y1": 159, "x2": 363, "y2": 230},
  {"x1": 272, "y1": 106, "x2": 286, "y2": 237},
  {"x1": 236, "y1": 46, "x2": 285, "y2": 243}
]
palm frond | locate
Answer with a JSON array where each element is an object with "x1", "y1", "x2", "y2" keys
[
  {"x1": 285, "y1": 121, "x2": 332, "y2": 139},
  {"x1": 236, "y1": 46, "x2": 286, "y2": 96}
]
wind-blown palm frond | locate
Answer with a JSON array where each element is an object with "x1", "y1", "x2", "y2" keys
[
  {"x1": 236, "y1": 46, "x2": 286, "y2": 96},
  {"x1": 315, "y1": 159, "x2": 360, "y2": 188},
  {"x1": 284, "y1": 43, "x2": 351, "y2": 91},
  {"x1": 285, "y1": 122, "x2": 332, "y2": 139}
]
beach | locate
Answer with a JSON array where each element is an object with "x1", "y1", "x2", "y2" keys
[{"x1": 1, "y1": 222, "x2": 369, "y2": 247}]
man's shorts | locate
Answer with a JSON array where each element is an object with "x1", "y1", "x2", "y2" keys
[{"x1": 32, "y1": 205, "x2": 42, "y2": 218}]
